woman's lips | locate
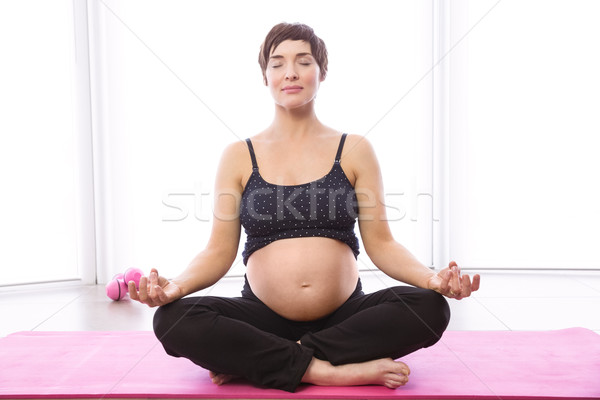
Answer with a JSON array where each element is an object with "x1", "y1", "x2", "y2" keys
[{"x1": 282, "y1": 86, "x2": 303, "y2": 94}]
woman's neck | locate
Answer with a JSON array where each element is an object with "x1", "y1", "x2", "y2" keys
[{"x1": 268, "y1": 104, "x2": 324, "y2": 140}]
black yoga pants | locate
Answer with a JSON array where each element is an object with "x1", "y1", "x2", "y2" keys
[{"x1": 153, "y1": 277, "x2": 450, "y2": 393}]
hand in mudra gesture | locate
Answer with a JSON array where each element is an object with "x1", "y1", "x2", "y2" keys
[
  {"x1": 428, "y1": 261, "x2": 480, "y2": 300},
  {"x1": 129, "y1": 268, "x2": 183, "y2": 307}
]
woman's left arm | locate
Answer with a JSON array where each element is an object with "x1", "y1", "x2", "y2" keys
[{"x1": 346, "y1": 135, "x2": 480, "y2": 299}]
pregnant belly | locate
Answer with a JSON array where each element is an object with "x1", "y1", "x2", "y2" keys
[{"x1": 246, "y1": 237, "x2": 359, "y2": 321}]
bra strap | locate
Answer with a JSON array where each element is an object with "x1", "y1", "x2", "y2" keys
[
  {"x1": 245, "y1": 138, "x2": 259, "y2": 170},
  {"x1": 335, "y1": 133, "x2": 348, "y2": 163}
]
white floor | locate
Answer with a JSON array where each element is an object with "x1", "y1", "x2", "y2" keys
[{"x1": 1, "y1": 269, "x2": 600, "y2": 338}]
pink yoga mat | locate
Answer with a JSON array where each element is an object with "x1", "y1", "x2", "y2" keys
[{"x1": 1, "y1": 328, "x2": 599, "y2": 399}]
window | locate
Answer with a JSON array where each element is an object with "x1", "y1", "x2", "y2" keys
[
  {"x1": 0, "y1": 0, "x2": 95, "y2": 285},
  {"x1": 448, "y1": 0, "x2": 600, "y2": 269}
]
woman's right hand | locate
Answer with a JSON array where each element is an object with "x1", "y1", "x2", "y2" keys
[{"x1": 128, "y1": 268, "x2": 183, "y2": 307}]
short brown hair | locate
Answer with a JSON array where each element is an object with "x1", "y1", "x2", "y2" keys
[{"x1": 258, "y1": 22, "x2": 328, "y2": 85}]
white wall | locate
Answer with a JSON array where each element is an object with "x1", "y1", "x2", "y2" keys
[
  {"x1": 89, "y1": 0, "x2": 434, "y2": 282},
  {"x1": 5, "y1": 0, "x2": 596, "y2": 287}
]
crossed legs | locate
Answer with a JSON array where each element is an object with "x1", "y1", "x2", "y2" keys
[{"x1": 153, "y1": 284, "x2": 450, "y2": 392}]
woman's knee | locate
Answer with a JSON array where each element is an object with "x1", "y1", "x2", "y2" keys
[
  {"x1": 153, "y1": 297, "x2": 221, "y2": 345},
  {"x1": 420, "y1": 289, "x2": 451, "y2": 336},
  {"x1": 389, "y1": 287, "x2": 450, "y2": 338},
  {"x1": 153, "y1": 301, "x2": 186, "y2": 344}
]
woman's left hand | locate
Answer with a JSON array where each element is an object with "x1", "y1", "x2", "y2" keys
[{"x1": 428, "y1": 261, "x2": 480, "y2": 299}]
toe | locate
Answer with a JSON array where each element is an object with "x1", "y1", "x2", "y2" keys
[{"x1": 392, "y1": 361, "x2": 410, "y2": 376}]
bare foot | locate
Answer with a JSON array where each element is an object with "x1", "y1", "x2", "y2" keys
[
  {"x1": 302, "y1": 357, "x2": 410, "y2": 389},
  {"x1": 209, "y1": 371, "x2": 237, "y2": 385}
]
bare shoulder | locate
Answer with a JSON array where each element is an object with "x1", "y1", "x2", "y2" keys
[
  {"x1": 215, "y1": 139, "x2": 253, "y2": 191},
  {"x1": 340, "y1": 134, "x2": 380, "y2": 182},
  {"x1": 342, "y1": 134, "x2": 377, "y2": 159},
  {"x1": 220, "y1": 139, "x2": 249, "y2": 162}
]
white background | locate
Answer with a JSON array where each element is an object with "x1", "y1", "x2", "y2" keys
[
  {"x1": 88, "y1": 0, "x2": 433, "y2": 282},
  {"x1": 1, "y1": 0, "x2": 599, "y2": 286},
  {"x1": 448, "y1": 0, "x2": 600, "y2": 269}
]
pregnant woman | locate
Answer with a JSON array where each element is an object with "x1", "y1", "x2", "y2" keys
[{"x1": 129, "y1": 22, "x2": 480, "y2": 393}]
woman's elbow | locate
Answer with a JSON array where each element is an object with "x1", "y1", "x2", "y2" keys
[{"x1": 363, "y1": 237, "x2": 394, "y2": 266}]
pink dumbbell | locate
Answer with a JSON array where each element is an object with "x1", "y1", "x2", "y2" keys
[
  {"x1": 123, "y1": 267, "x2": 143, "y2": 289},
  {"x1": 105, "y1": 273, "x2": 128, "y2": 301},
  {"x1": 105, "y1": 268, "x2": 144, "y2": 301}
]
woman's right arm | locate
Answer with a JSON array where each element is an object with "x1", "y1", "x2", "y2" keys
[{"x1": 129, "y1": 141, "x2": 246, "y2": 307}]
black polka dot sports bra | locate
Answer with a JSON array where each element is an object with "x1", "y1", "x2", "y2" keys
[{"x1": 240, "y1": 133, "x2": 360, "y2": 265}]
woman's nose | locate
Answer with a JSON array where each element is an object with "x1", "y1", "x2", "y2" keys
[{"x1": 285, "y1": 67, "x2": 298, "y2": 80}]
